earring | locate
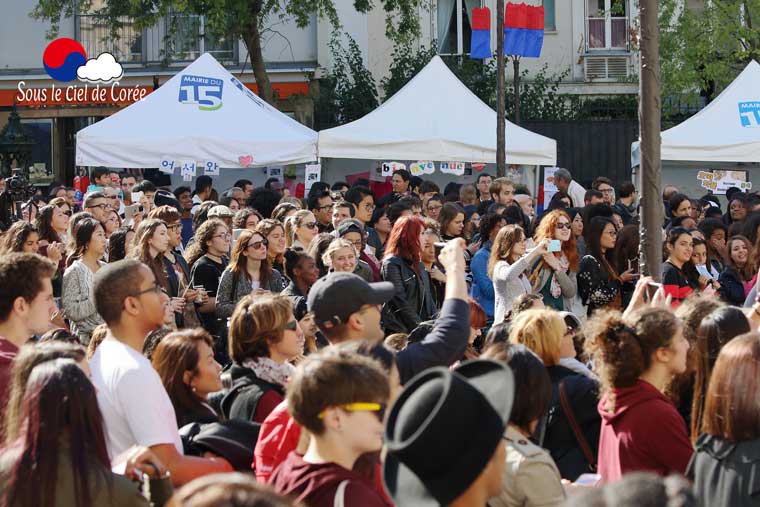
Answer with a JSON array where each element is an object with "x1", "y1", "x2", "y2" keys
[{"x1": 192, "y1": 386, "x2": 197, "y2": 393}]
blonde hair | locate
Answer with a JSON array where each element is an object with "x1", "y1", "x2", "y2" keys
[
  {"x1": 322, "y1": 238, "x2": 356, "y2": 269},
  {"x1": 508, "y1": 309, "x2": 565, "y2": 366}
]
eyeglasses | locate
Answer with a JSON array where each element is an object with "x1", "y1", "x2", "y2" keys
[
  {"x1": 606, "y1": 230, "x2": 618, "y2": 237},
  {"x1": 284, "y1": 319, "x2": 298, "y2": 331},
  {"x1": 301, "y1": 222, "x2": 318, "y2": 229},
  {"x1": 88, "y1": 203, "x2": 109, "y2": 210},
  {"x1": 318, "y1": 402, "x2": 386, "y2": 421},
  {"x1": 316, "y1": 204, "x2": 333, "y2": 211},
  {"x1": 247, "y1": 238, "x2": 269, "y2": 249},
  {"x1": 213, "y1": 233, "x2": 231, "y2": 240},
  {"x1": 555, "y1": 223, "x2": 571, "y2": 230},
  {"x1": 348, "y1": 240, "x2": 363, "y2": 250},
  {"x1": 600, "y1": 188, "x2": 615, "y2": 194},
  {"x1": 130, "y1": 282, "x2": 163, "y2": 298},
  {"x1": 363, "y1": 203, "x2": 376, "y2": 211},
  {"x1": 427, "y1": 205, "x2": 443, "y2": 212},
  {"x1": 167, "y1": 224, "x2": 181, "y2": 231}
]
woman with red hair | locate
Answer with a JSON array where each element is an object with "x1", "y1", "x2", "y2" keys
[
  {"x1": 530, "y1": 209, "x2": 580, "y2": 312},
  {"x1": 380, "y1": 215, "x2": 437, "y2": 334}
]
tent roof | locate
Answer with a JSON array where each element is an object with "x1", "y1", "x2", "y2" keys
[
  {"x1": 317, "y1": 56, "x2": 556, "y2": 166},
  {"x1": 633, "y1": 60, "x2": 760, "y2": 165},
  {"x1": 76, "y1": 53, "x2": 317, "y2": 168}
]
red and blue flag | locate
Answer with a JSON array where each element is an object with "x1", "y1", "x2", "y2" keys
[
  {"x1": 470, "y1": 7, "x2": 492, "y2": 59},
  {"x1": 504, "y1": 1, "x2": 544, "y2": 58}
]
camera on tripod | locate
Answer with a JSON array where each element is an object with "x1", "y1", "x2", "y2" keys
[{"x1": 0, "y1": 168, "x2": 36, "y2": 230}]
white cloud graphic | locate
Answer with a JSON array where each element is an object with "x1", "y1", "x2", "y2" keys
[{"x1": 76, "y1": 52, "x2": 123, "y2": 83}]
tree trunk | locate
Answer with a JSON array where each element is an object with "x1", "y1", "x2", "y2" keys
[
  {"x1": 496, "y1": 0, "x2": 506, "y2": 178},
  {"x1": 513, "y1": 56, "x2": 520, "y2": 125},
  {"x1": 638, "y1": 0, "x2": 662, "y2": 279},
  {"x1": 243, "y1": 13, "x2": 275, "y2": 106}
]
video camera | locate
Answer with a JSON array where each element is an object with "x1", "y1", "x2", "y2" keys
[{"x1": 0, "y1": 168, "x2": 36, "y2": 230}]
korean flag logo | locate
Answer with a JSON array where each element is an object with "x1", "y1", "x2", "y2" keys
[{"x1": 739, "y1": 102, "x2": 760, "y2": 127}]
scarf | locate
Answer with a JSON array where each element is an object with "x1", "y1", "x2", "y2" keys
[
  {"x1": 549, "y1": 253, "x2": 570, "y2": 298},
  {"x1": 242, "y1": 356, "x2": 295, "y2": 388}
]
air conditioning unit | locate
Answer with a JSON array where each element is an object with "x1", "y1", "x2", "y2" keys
[{"x1": 585, "y1": 56, "x2": 629, "y2": 80}]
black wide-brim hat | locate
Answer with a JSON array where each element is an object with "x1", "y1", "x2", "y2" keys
[{"x1": 383, "y1": 359, "x2": 515, "y2": 506}]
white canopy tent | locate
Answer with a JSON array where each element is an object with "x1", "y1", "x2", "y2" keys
[
  {"x1": 76, "y1": 53, "x2": 317, "y2": 168},
  {"x1": 317, "y1": 55, "x2": 557, "y2": 166},
  {"x1": 631, "y1": 60, "x2": 760, "y2": 196}
]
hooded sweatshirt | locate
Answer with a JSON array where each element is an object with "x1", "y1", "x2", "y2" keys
[
  {"x1": 597, "y1": 379, "x2": 693, "y2": 482},
  {"x1": 270, "y1": 451, "x2": 387, "y2": 507}
]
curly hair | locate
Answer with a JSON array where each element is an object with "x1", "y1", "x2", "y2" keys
[
  {"x1": 184, "y1": 219, "x2": 226, "y2": 266},
  {"x1": 0, "y1": 221, "x2": 38, "y2": 255},
  {"x1": 232, "y1": 208, "x2": 263, "y2": 230},
  {"x1": 532, "y1": 209, "x2": 580, "y2": 272},
  {"x1": 228, "y1": 294, "x2": 293, "y2": 362},
  {"x1": 585, "y1": 307, "x2": 680, "y2": 412}
]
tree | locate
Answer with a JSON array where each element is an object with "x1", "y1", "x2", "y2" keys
[
  {"x1": 314, "y1": 33, "x2": 379, "y2": 129},
  {"x1": 31, "y1": 0, "x2": 428, "y2": 106},
  {"x1": 659, "y1": 0, "x2": 760, "y2": 103}
]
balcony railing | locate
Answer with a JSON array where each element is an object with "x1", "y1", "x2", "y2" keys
[
  {"x1": 587, "y1": 16, "x2": 628, "y2": 50},
  {"x1": 77, "y1": 14, "x2": 145, "y2": 63},
  {"x1": 75, "y1": 13, "x2": 236, "y2": 66}
]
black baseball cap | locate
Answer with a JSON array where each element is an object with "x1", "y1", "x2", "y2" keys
[{"x1": 307, "y1": 272, "x2": 394, "y2": 328}]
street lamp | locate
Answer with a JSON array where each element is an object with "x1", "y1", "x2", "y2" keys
[{"x1": 0, "y1": 104, "x2": 34, "y2": 179}]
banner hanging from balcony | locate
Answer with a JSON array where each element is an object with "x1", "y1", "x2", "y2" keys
[
  {"x1": 504, "y1": 1, "x2": 544, "y2": 58},
  {"x1": 470, "y1": 7, "x2": 492, "y2": 59}
]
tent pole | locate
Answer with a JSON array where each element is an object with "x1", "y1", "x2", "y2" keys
[
  {"x1": 496, "y1": 0, "x2": 506, "y2": 178},
  {"x1": 638, "y1": 0, "x2": 662, "y2": 280}
]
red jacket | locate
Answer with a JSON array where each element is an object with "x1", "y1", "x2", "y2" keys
[
  {"x1": 254, "y1": 400, "x2": 302, "y2": 482},
  {"x1": 597, "y1": 379, "x2": 693, "y2": 482}
]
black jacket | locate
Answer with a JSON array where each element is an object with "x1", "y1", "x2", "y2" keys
[
  {"x1": 545, "y1": 365, "x2": 602, "y2": 481},
  {"x1": 163, "y1": 251, "x2": 192, "y2": 328},
  {"x1": 718, "y1": 266, "x2": 747, "y2": 306},
  {"x1": 380, "y1": 255, "x2": 437, "y2": 334},
  {"x1": 219, "y1": 363, "x2": 285, "y2": 422},
  {"x1": 688, "y1": 434, "x2": 760, "y2": 507}
]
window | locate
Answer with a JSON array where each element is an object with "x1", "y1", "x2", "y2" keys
[
  {"x1": 77, "y1": 14, "x2": 143, "y2": 63},
  {"x1": 544, "y1": 0, "x2": 556, "y2": 31},
  {"x1": 437, "y1": 0, "x2": 478, "y2": 54},
  {"x1": 168, "y1": 14, "x2": 235, "y2": 61},
  {"x1": 586, "y1": 0, "x2": 629, "y2": 50}
]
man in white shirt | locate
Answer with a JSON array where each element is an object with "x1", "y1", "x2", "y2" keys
[
  {"x1": 90, "y1": 259, "x2": 231, "y2": 485},
  {"x1": 554, "y1": 168, "x2": 586, "y2": 208}
]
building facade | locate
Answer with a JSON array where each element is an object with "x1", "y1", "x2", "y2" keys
[{"x1": 0, "y1": 0, "x2": 640, "y2": 182}]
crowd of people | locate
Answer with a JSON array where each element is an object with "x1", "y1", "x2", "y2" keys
[{"x1": 1, "y1": 164, "x2": 759, "y2": 507}]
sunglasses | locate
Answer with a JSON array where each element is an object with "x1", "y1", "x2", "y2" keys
[
  {"x1": 555, "y1": 223, "x2": 572, "y2": 230},
  {"x1": 247, "y1": 238, "x2": 269, "y2": 249},
  {"x1": 284, "y1": 319, "x2": 298, "y2": 331},
  {"x1": 62, "y1": 210, "x2": 72, "y2": 217},
  {"x1": 302, "y1": 222, "x2": 318, "y2": 229},
  {"x1": 318, "y1": 402, "x2": 386, "y2": 421}
]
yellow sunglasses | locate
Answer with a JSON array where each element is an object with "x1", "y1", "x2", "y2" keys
[{"x1": 318, "y1": 402, "x2": 386, "y2": 421}]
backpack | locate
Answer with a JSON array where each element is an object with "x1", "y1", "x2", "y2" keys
[{"x1": 219, "y1": 370, "x2": 283, "y2": 422}]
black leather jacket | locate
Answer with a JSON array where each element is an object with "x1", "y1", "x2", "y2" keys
[{"x1": 380, "y1": 255, "x2": 437, "y2": 334}]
